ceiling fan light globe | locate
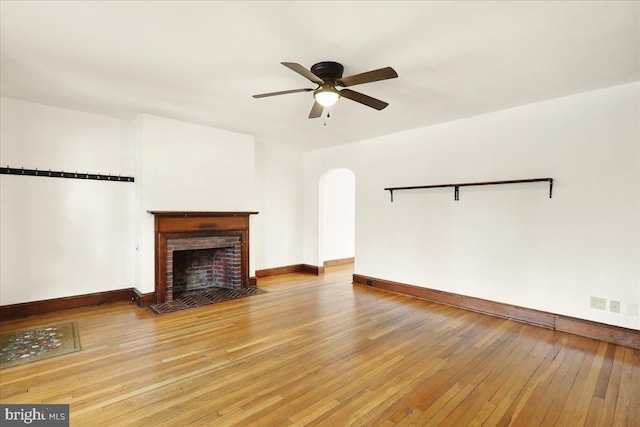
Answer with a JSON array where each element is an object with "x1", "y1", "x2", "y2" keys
[{"x1": 314, "y1": 89, "x2": 340, "y2": 107}]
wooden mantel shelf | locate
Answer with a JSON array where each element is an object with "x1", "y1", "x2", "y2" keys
[{"x1": 147, "y1": 211, "x2": 259, "y2": 217}]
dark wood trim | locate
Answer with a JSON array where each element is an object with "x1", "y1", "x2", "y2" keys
[
  {"x1": 132, "y1": 288, "x2": 156, "y2": 307},
  {"x1": 156, "y1": 231, "x2": 166, "y2": 303},
  {"x1": 323, "y1": 257, "x2": 355, "y2": 267},
  {"x1": 302, "y1": 264, "x2": 325, "y2": 276},
  {"x1": 353, "y1": 274, "x2": 554, "y2": 328},
  {"x1": 256, "y1": 264, "x2": 304, "y2": 278},
  {"x1": 0, "y1": 289, "x2": 135, "y2": 321},
  {"x1": 353, "y1": 274, "x2": 640, "y2": 349},
  {"x1": 147, "y1": 211, "x2": 259, "y2": 217},
  {"x1": 248, "y1": 276, "x2": 257, "y2": 287},
  {"x1": 256, "y1": 264, "x2": 326, "y2": 278},
  {"x1": 555, "y1": 316, "x2": 640, "y2": 350}
]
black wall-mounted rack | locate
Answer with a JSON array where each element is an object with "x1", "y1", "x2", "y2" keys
[
  {"x1": 0, "y1": 166, "x2": 135, "y2": 183},
  {"x1": 385, "y1": 178, "x2": 553, "y2": 202}
]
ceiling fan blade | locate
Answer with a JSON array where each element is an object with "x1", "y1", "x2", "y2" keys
[
  {"x1": 339, "y1": 67, "x2": 398, "y2": 87},
  {"x1": 252, "y1": 88, "x2": 314, "y2": 98},
  {"x1": 281, "y1": 62, "x2": 324, "y2": 85},
  {"x1": 339, "y1": 89, "x2": 389, "y2": 110},
  {"x1": 308, "y1": 101, "x2": 324, "y2": 119}
]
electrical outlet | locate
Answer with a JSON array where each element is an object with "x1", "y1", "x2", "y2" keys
[
  {"x1": 590, "y1": 296, "x2": 606, "y2": 310},
  {"x1": 610, "y1": 300, "x2": 620, "y2": 313},
  {"x1": 628, "y1": 303, "x2": 639, "y2": 316}
]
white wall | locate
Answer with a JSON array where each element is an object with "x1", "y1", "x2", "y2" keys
[
  {"x1": 303, "y1": 83, "x2": 640, "y2": 329},
  {"x1": 253, "y1": 142, "x2": 304, "y2": 270},
  {"x1": 134, "y1": 114, "x2": 258, "y2": 293},
  {"x1": 321, "y1": 168, "x2": 355, "y2": 262},
  {"x1": 0, "y1": 102, "x2": 308, "y2": 303},
  {"x1": 0, "y1": 97, "x2": 135, "y2": 304}
]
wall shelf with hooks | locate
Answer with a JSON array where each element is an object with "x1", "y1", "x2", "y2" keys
[
  {"x1": 384, "y1": 178, "x2": 553, "y2": 202},
  {"x1": 0, "y1": 166, "x2": 134, "y2": 183}
]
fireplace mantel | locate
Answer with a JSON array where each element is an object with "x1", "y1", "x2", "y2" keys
[
  {"x1": 148, "y1": 211, "x2": 258, "y2": 303},
  {"x1": 148, "y1": 211, "x2": 259, "y2": 217}
]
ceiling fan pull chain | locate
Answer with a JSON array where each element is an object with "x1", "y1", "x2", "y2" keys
[{"x1": 324, "y1": 111, "x2": 332, "y2": 126}]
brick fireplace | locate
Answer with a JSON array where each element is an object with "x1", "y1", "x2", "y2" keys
[{"x1": 149, "y1": 211, "x2": 258, "y2": 304}]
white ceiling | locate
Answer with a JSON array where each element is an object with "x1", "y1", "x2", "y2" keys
[{"x1": 1, "y1": 1, "x2": 638, "y2": 152}]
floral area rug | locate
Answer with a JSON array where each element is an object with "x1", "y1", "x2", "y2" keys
[{"x1": 0, "y1": 322, "x2": 81, "y2": 368}]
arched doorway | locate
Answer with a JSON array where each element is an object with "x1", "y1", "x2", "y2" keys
[{"x1": 319, "y1": 168, "x2": 355, "y2": 266}]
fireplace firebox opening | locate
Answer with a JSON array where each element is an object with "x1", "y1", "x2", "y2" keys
[{"x1": 172, "y1": 245, "x2": 240, "y2": 298}]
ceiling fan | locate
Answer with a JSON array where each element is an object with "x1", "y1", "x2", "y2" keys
[{"x1": 253, "y1": 61, "x2": 398, "y2": 119}]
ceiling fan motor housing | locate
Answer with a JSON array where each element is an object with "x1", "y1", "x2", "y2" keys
[{"x1": 310, "y1": 61, "x2": 344, "y2": 82}]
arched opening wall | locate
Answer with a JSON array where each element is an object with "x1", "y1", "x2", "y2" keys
[{"x1": 319, "y1": 168, "x2": 355, "y2": 265}]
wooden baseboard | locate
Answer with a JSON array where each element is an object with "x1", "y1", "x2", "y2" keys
[
  {"x1": 302, "y1": 264, "x2": 325, "y2": 276},
  {"x1": 256, "y1": 265, "x2": 302, "y2": 278},
  {"x1": 353, "y1": 274, "x2": 640, "y2": 349},
  {"x1": 0, "y1": 288, "x2": 137, "y2": 321},
  {"x1": 554, "y1": 317, "x2": 639, "y2": 349},
  {"x1": 324, "y1": 257, "x2": 355, "y2": 267},
  {"x1": 256, "y1": 264, "x2": 324, "y2": 278},
  {"x1": 132, "y1": 288, "x2": 156, "y2": 307}
]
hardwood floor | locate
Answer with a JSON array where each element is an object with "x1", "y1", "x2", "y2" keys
[{"x1": 1, "y1": 265, "x2": 638, "y2": 426}]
